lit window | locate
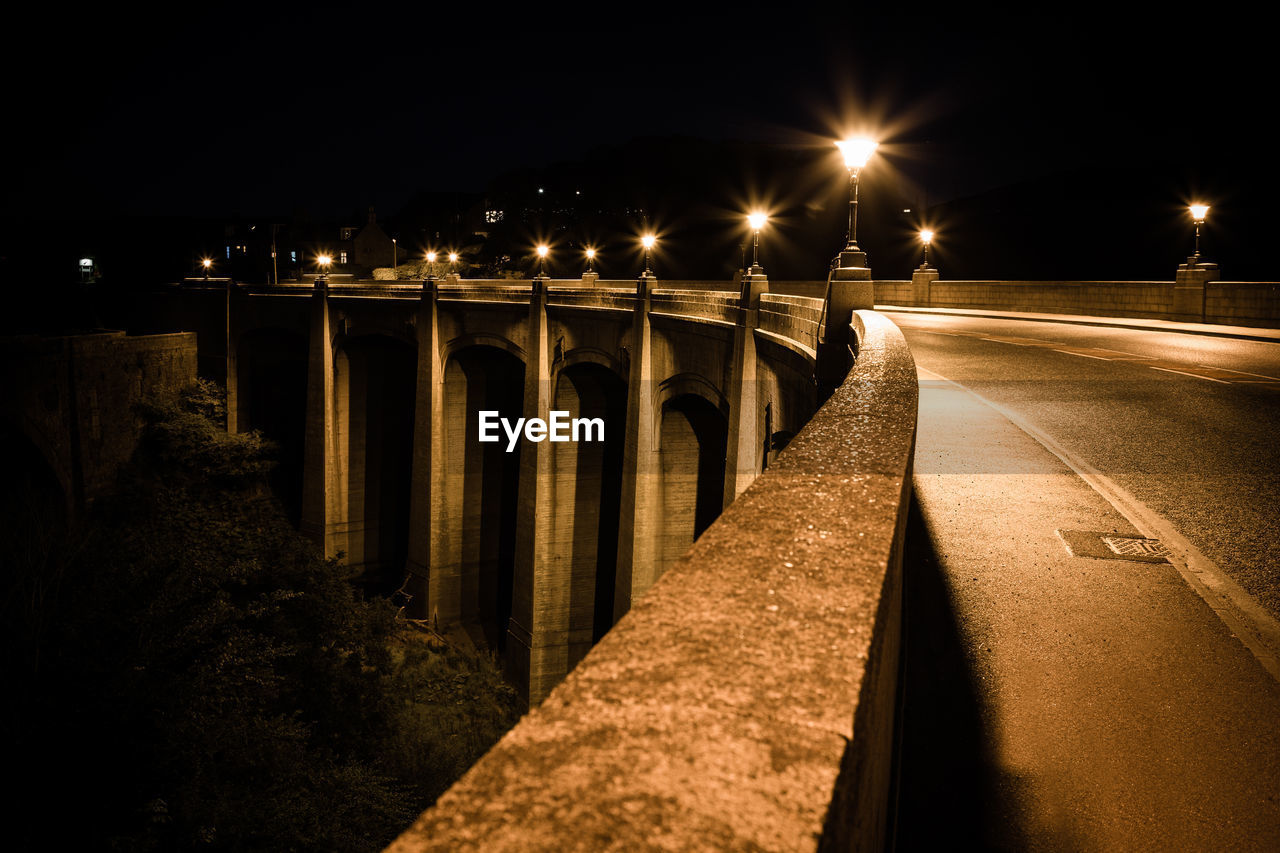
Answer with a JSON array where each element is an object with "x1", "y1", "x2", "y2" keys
[
  {"x1": 485, "y1": 209, "x2": 504, "y2": 223},
  {"x1": 291, "y1": 251, "x2": 297, "y2": 263},
  {"x1": 226, "y1": 246, "x2": 231, "y2": 259},
  {"x1": 340, "y1": 251, "x2": 348, "y2": 264}
]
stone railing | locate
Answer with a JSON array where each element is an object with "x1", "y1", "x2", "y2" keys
[
  {"x1": 386, "y1": 310, "x2": 918, "y2": 852},
  {"x1": 875, "y1": 277, "x2": 1280, "y2": 328},
  {"x1": 759, "y1": 293, "x2": 823, "y2": 357}
]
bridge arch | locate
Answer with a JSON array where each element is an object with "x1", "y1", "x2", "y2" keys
[
  {"x1": 557, "y1": 346, "x2": 625, "y2": 378},
  {"x1": 653, "y1": 372, "x2": 730, "y2": 431},
  {"x1": 334, "y1": 333, "x2": 417, "y2": 594},
  {"x1": 442, "y1": 333, "x2": 526, "y2": 367}
]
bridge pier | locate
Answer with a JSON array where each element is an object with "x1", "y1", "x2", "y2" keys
[
  {"x1": 507, "y1": 276, "x2": 559, "y2": 705},
  {"x1": 614, "y1": 273, "x2": 659, "y2": 625},
  {"x1": 405, "y1": 278, "x2": 446, "y2": 621},
  {"x1": 723, "y1": 268, "x2": 768, "y2": 507},
  {"x1": 300, "y1": 277, "x2": 343, "y2": 557}
]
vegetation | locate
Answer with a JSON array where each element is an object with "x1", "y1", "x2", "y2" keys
[{"x1": 6, "y1": 380, "x2": 521, "y2": 851}]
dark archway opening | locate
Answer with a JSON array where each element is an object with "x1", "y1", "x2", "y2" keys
[
  {"x1": 552, "y1": 361, "x2": 628, "y2": 663},
  {"x1": 236, "y1": 330, "x2": 307, "y2": 526},
  {"x1": 446, "y1": 346, "x2": 525, "y2": 653},
  {"x1": 658, "y1": 393, "x2": 728, "y2": 573},
  {"x1": 339, "y1": 335, "x2": 416, "y2": 596}
]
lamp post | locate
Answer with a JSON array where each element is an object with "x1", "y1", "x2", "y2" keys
[
  {"x1": 201, "y1": 258, "x2": 212, "y2": 279},
  {"x1": 919, "y1": 229, "x2": 934, "y2": 268},
  {"x1": 425, "y1": 251, "x2": 437, "y2": 279},
  {"x1": 835, "y1": 137, "x2": 879, "y2": 254},
  {"x1": 448, "y1": 251, "x2": 459, "y2": 276},
  {"x1": 641, "y1": 234, "x2": 656, "y2": 276},
  {"x1": 747, "y1": 211, "x2": 768, "y2": 272},
  {"x1": 392, "y1": 237, "x2": 397, "y2": 270},
  {"x1": 1189, "y1": 204, "x2": 1210, "y2": 261},
  {"x1": 585, "y1": 247, "x2": 596, "y2": 273},
  {"x1": 317, "y1": 253, "x2": 332, "y2": 282},
  {"x1": 536, "y1": 244, "x2": 549, "y2": 277}
]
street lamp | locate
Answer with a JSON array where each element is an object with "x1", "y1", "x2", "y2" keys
[
  {"x1": 585, "y1": 247, "x2": 596, "y2": 273},
  {"x1": 448, "y1": 251, "x2": 459, "y2": 276},
  {"x1": 919, "y1": 229, "x2": 934, "y2": 267},
  {"x1": 536, "y1": 244, "x2": 549, "y2": 277},
  {"x1": 392, "y1": 237, "x2": 397, "y2": 270},
  {"x1": 201, "y1": 257, "x2": 212, "y2": 279},
  {"x1": 425, "y1": 251, "x2": 437, "y2": 279},
  {"x1": 641, "y1": 234, "x2": 656, "y2": 275},
  {"x1": 835, "y1": 136, "x2": 879, "y2": 253},
  {"x1": 747, "y1": 211, "x2": 768, "y2": 272},
  {"x1": 1189, "y1": 204, "x2": 1210, "y2": 260},
  {"x1": 317, "y1": 254, "x2": 332, "y2": 281}
]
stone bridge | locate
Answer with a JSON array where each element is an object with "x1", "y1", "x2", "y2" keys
[{"x1": 160, "y1": 273, "x2": 827, "y2": 704}]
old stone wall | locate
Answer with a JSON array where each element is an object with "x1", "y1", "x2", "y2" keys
[{"x1": 0, "y1": 331, "x2": 199, "y2": 516}]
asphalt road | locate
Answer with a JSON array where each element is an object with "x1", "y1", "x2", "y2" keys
[
  {"x1": 891, "y1": 313, "x2": 1280, "y2": 851},
  {"x1": 890, "y1": 313, "x2": 1280, "y2": 621}
]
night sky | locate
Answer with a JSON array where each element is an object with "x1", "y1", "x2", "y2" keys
[{"x1": 3, "y1": 7, "x2": 1268, "y2": 282}]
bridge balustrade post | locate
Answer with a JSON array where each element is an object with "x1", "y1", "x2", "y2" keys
[
  {"x1": 911, "y1": 263, "x2": 938, "y2": 307},
  {"x1": 1174, "y1": 258, "x2": 1219, "y2": 322},
  {"x1": 508, "y1": 276, "x2": 558, "y2": 706},
  {"x1": 723, "y1": 269, "x2": 768, "y2": 507},
  {"x1": 614, "y1": 272, "x2": 658, "y2": 623},
  {"x1": 300, "y1": 276, "x2": 342, "y2": 557},
  {"x1": 817, "y1": 248, "x2": 874, "y2": 397},
  {"x1": 405, "y1": 278, "x2": 446, "y2": 622}
]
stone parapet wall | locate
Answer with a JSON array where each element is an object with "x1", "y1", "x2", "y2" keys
[
  {"x1": 1205, "y1": 282, "x2": 1280, "y2": 325},
  {"x1": 386, "y1": 310, "x2": 917, "y2": 852},
  {"x1": 649, "y1": 289, "x2": 742, "y2": 326},
  {"x1": 759, "y1": 293, "x2": 824, "y2": 356},
  {"x1": 874, "y1": 279, "x2": 1280, "y2": 328}
]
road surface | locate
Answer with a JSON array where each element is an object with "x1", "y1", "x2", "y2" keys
[{"x1": 892, "y1": 312, "x2": 1280, "y2": 851}]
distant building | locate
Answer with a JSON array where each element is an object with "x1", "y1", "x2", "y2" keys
[{"x1": 354, "y1": 207, "x2": 397, "y2": 271}]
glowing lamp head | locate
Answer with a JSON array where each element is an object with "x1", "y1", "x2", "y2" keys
[
  {"x1": 1189, "y1": 204, "x2": 1210, "y2": 223},
  {"x1": 536, "y1": 245, "x2": 549, "y2": 258},
  {"x1": 836, "y1": 137, "x2": 879, "y2": 170},
  {"x1": 586, "y1": 248, "x2": 596, "y2": 259},
  {"x1": 426, "y1": 251, "x2": 437, "y2": 263},
  {"x1": 201, "y1": 258, "x2": 212, "y2": 269},
  {"x1": 317, "y1": 254, "x2": 332, "y2": 267},
  {"x1": 748, "y1": 212, "x2": 768, "y2": 231},
  {"x1": 641, "y1": 235, "x2": 656, "y2": 250},
  {"x1": 448, "y1": 252, "x2": 458, "y2": 263},
  {"x1": 920, "y1": 229, "x2": 934, "y2": 246}
]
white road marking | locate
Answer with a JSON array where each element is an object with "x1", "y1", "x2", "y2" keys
[{"x1": 1148, "y1": 366, "x2": 1232, "y2": 384}]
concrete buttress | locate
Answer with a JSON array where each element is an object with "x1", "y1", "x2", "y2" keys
[{"x1": 300, "y1": 277, "x2": 342, "y2": 557}]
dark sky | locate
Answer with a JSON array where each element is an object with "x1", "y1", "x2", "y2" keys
[{"x1": 7, "y1": 8, "x2": 1262, "y2": 219}]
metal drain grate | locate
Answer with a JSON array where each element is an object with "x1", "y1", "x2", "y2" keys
[
  {"x1": 1102, "y1": 536, "x2": 1173, "y2": 559},
  {"x1": 1056, "y1": 529, "x2": 1172, "y2": 564}
]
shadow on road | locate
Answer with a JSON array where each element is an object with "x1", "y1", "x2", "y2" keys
[{"x1": 892, "y1": 490, "x2": 1030, "y2": 852}]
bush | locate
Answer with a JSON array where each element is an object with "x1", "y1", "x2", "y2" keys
[{"x1": 11, "y1": 380, "x2": 521, "y2": 851}]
